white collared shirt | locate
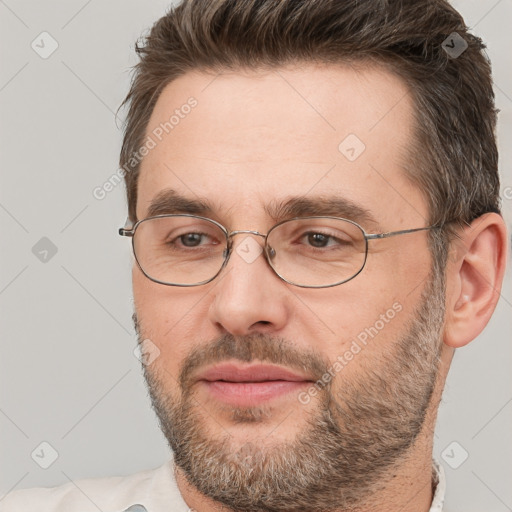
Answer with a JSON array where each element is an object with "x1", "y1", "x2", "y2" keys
[
  {"x1": 430, "y1": 460, "x2": 446, "y2": 512},
  {"x1": 0, "y1": 459, "x2": 445, "y2": 512}
]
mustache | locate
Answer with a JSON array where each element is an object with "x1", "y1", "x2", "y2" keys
[
  {"x1": 133, "y1": 312, "x2": 329, "y2": 392},
  {"x1": 178, "y1": 332, "x2": 330, "y2": 390}
]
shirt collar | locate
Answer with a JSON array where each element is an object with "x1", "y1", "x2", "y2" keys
[{"x1": 429, "y1": 459, "x2": 446, "y2": 512}]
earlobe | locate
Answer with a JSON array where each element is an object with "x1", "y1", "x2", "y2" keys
[{"x1": 443, "y1": 213, "x2": 508, "y2": 348}]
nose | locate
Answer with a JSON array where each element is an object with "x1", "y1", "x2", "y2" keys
[{"x1": 208, "y1": 233, "x2": 291, "y2": 336}]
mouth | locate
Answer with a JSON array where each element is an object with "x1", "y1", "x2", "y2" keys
[{"x1": 195, "y1": 363, "x2": 314, "y2": 407}]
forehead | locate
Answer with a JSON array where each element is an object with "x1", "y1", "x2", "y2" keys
[{"x1": 137, "y1": 63, "x2": 428, "y2": 228}]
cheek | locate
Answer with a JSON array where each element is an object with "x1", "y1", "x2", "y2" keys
[
  {"x1": 133, "y1": 265, "x2": 199, "y2": 330},
  {"x1": 132, "y1": 265, "x2": 212, "y2": 368},
  {"x1": 300, "y1": 247, "x2": 430, "y2": 365},
  {"x1": 299, "y1": 285, "x2": 404, "y2": 355},
  {"x1": 305, "y1": 295, "x2": 409, "y2": 390}
]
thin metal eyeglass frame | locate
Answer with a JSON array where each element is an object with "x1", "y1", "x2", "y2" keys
[{"x1": 119, "y1": 214, "x2": 440, "y2": 288}]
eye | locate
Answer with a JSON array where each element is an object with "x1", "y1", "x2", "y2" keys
[
  {"x1": 305, "y1": 232, "x2": 334, "y2": 248},
  {"x1": 178, "y1": 232, "x2": 209, "y2": 247},
  {"x1": 169, "y1": 230, "x2": 221, "y2": 249},
  {"x1": 300, "y1": 231, "x2": 351, "y2": 249}
]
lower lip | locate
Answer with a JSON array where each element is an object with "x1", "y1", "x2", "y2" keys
[{"x1": 200, "y1": 380, "x2": 310, "y2": 407}]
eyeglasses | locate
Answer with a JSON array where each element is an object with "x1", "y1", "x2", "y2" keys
[{"x1": 119, "y1": 214, "x2": 438, "y2": 288}]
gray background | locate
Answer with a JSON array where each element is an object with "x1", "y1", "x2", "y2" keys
[{"x1": 0, "y1": 1, "x2": 511, "y2": 511}]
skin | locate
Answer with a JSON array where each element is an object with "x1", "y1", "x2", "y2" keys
[{"x1": 132, "y1": 63, "x2": 508, "y2": 511}]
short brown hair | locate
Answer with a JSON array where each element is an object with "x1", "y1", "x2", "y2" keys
[{"x1": 119, "y1": 0, "x2": 500, "y2": 236}]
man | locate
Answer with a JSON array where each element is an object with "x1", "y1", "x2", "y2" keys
[{"x1": 2, "y1": 0, "x2": 507, "y2": 511}]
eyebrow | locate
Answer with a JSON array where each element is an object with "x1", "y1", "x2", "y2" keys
[
  {"x1": 144, "y1": 188, "x2": 379, "y2": 229},
  {"x1": 146, "y1": 189, "x2": 215, "y2": 218},
  {"x1": 264, "y1": 196, "x2": 379, "y2": 228}
]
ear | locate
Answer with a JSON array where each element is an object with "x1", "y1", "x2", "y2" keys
[{"x1": 443, "y1": 213, "x2": 508, "y2": 348}]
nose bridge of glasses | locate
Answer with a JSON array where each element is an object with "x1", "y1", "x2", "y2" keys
[
  {"x1": 226, "y1": 229, "x2": 275, "y2": 261},
  {"x1": 227, "y1": 229, "x2": 267, "y2": 249},
  {"x1": 228, "y1": 229, "x2": 266, "y2": 239}
]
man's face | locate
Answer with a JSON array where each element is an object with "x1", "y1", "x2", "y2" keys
[{"x1": 133, "y1": 64, "x2": 445, "y2": 510}]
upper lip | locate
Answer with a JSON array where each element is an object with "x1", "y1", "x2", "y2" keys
[{"x1": 196, "y1": 363, "x2": 314, "y2": 383}]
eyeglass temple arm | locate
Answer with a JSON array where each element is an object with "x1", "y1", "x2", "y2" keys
[
  {"x1": 365, "y1": 225, "x2": 438, "y2": 240},
  {"x1": 119, "y1": 218, "x2": 135, "y2": 237}
]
